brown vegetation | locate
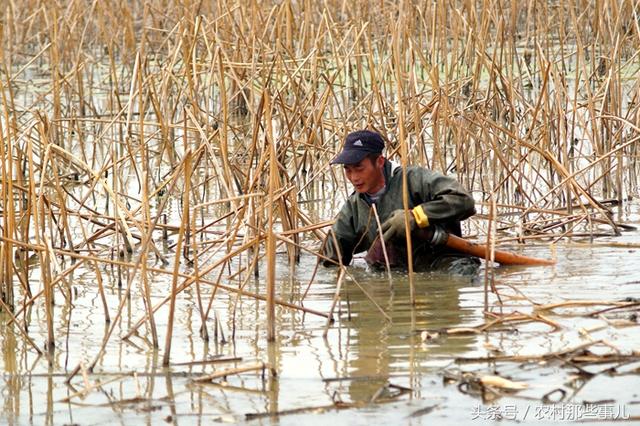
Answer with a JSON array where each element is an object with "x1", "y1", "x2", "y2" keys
[{"x1": 0, "y1": 0, "x2": 638, "y2": 373}]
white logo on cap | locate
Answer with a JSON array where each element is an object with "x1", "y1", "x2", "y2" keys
[{"x1": 353, "y1": 139, "x2": 363, "y2": 146}]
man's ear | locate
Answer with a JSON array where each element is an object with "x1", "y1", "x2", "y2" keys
[{"x1": 376, "y1": 155, "x2": 385, "y2": 168}]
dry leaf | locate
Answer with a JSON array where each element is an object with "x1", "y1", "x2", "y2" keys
[{"x1": 479, "y1": 375, "x2": 528, "y2": 390}]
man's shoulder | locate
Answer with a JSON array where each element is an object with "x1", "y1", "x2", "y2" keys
[
  {"x1": 388, "y1": 164, "x2": 437, "y2": 180},
  {"x1": 406, "y1": 164, "x2": 435, "y2": 174}
]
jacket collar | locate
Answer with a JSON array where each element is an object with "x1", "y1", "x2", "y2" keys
[{"x1": 383, "y1": 158, "x2": 401, "y2": 181}]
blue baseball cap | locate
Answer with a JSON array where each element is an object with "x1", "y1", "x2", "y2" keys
[{"x1": 330, "y1": 130, "x2": 385, "y2": 165}]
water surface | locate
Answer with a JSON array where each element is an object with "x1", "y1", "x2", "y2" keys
[{"x1": 2, "y1": 208, "x2": 640, "y2": 425}]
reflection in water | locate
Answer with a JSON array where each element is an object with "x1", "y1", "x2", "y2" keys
[
  {"x1": 46, "y1": 368, "x2": 53, "y2": 426},
  {"x1": 267, "y1": 341, "x2": 280, "y2": 415},
  {"x1": 2, "y1": 235, "x2": 640, "y2": 424},
  {"x1": 2, "y1": 323, "x2": 18, "y2": 420},
  {"x1": 340, "y1": 272, "x2": 478, "y2": 403}
]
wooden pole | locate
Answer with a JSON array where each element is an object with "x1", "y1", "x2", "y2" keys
[{"x1": 445, "y1": 234, "x2": 556, "y2": 266}]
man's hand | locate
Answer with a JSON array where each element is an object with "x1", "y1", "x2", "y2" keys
[{"x1": 381, "y1": 209, "x2": 416, "y2": 242}]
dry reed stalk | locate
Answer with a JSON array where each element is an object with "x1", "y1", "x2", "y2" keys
[
  {"x1": 5, "y1": 231, "x2": 331, "y2": 337},
  {"x1": 483, "y1": 192, "x2": 503, "y2": 309},
  {"x1": 163, "y1": 150, "x2": 192, "y2": 366},
  {"x1": 23, "y1": 135, "x2": 39, "y2": 305},
  {"x1": 192, "y1": 362, "x2": 272, "y2": 383},
  {"x1": 534, "y1": 300, "x2": 634, "y2": 313},
  {"x1": 46, "y1": 159, "x2": 76, "y2": 256},
  {"x1": 370, "y1": 204, "x2": 393, "y2": 284},
  {"x1": 342, "y1": 268, "x2": 392, "y2": 322},
  {"x1": 121, "y1": 234, "x2": 331, "y2": 340},
  {"x1": 59, "y1": 374, "x2": 129, "y2": 403},
  {"x1": 4, "y1": 245, "x2": 86, "y2": 327},
  {"x1": 230, "y1": 248, "x2": 262, "y2": 340},
  {"x1": 0, "y1": 89, "x2": 14, "y2": 311},
  {"x1": 41, "y1": 235, "x2": 55, "y2": 355},
  {"x1": 392, "y1": 16, "x2": 415, "y2": 305},
  {"x1": 11, "y1": 143, "x2": 31, "y2": 305},
  {"x1": 139, "y1": 58, "x2": 158, "y2": 349},
  {"x1": 2, "y1": 1, "x2": 640, "y2": 385},
  {"x1": 92, "y1": 259, "x2": 110, "y2": 324},
  {"x1": 322, "y1": 268, "x2": 345, "y2": 338},
  {"x1": 31, "y1": 119, "x2": 57, "y2": 355},
  {"x1": 83, "y1": 151, "x2": 191, "y2": 373},
  {"x1": 264, "y1": 91, "x2": 278, "y2": 342},
  {"x1": 215, "y1": 51, "x2": 237, "y2": 204},
  {"x1": 191, "y1": 193, "x2": 209, "y2": 341},
  {"x1": 0, "y1": 296, "x2": 42, "y2": 354},
  {"x1": 48, "y1": 145, "x2": 138, "y2": 243}
]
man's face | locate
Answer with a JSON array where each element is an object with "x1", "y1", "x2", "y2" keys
[{"x1": 343, "y1": 156, "x2": 385, "y2": 194}]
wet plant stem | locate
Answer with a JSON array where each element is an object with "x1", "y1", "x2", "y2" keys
[{"x1": 163, "y1": 150, "x2": 192, "y2": 366}]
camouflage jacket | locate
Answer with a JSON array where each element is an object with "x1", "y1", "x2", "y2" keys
[{"x1": 322, "y1": 159, "x2": 476, "y2": 267}]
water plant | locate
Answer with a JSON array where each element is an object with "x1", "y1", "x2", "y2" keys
[{"x1": 0, "y1": 0, "x2": 638, "y2": 389}]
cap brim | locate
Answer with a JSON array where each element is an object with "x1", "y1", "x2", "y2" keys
[{"x1": 330, "y1": 149, "x2": 369, "y2": 165}]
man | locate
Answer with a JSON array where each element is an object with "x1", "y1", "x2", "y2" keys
[{"x1": 322, "y1": 129, "x2": 479, "y2": 275}]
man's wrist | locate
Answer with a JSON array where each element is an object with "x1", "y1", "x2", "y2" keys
[{"x1": 411, "y1": 205, "x2": 429, "y2": 228}]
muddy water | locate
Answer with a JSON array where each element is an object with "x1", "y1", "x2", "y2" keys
[{"x1": 2, "y1": 207, "x2": 640, "y2": 425}]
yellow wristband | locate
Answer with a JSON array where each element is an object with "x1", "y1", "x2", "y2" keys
[{"x1": 411, "y1": 205, "x2": 430, "y2": 228}]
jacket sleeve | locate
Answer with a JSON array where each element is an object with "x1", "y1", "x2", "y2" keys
[
  {"x1": 410, "y1": 168, "x2": 476, "y2": 222},
  {"x1": 321, "y1": 201, "x2": 358, "y2": 266}
]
